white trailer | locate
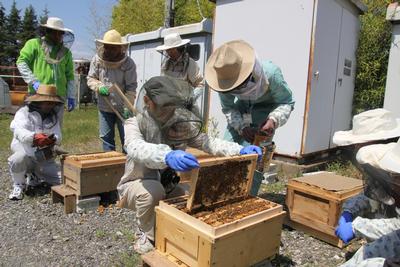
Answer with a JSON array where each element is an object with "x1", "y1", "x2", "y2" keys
[
  {"x1": 208, "y1": 0, "x2": 366, "y2": 160},
  {"x1": 125, "y1": 19, "x2": 213, "y2": 118}
]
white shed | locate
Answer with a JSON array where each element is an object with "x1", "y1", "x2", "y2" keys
[
  {"x1": 125, "y1": 19, "x2": 213, "y2": 118},
  {"x1": 208, "y1": 0, "x2": 367, "y2": 160}
]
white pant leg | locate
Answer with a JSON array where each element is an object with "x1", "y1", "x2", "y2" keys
[
  {"x1": 33, "y1": 159, "x2": 61, "y2": 186},
  {"x1": 8, "y1": 150, "x2": 33, "y2": 185},
  {"x1": 124, "y1": 179, "x2": 166, "y2": 241}
]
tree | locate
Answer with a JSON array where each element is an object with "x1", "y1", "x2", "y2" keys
[
  {"x1": 353, "y1": 0, "x2": 395, "y2": 113},
  {"x1": 19, "y1": 5, "x2": 38, "y2": 46},
  {"x1": 0, "y1": 2, "x2": 7, "y2": 65},
  {"x1": 39, "y1": 5, "x2": 49, "y2": 25},
  {"x1": 111, "y1": 0, "x2": 215, "y2": 35},
  {"x1": 4, "y1": 0, "x2": 21, "y2": 65}
]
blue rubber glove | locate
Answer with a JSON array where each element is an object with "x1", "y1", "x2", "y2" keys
[
  {"x1": 240, "y1": 145, "x2": 263, "y2": 161},
  {"x1": 67, "y1": 98, "x2": 75, "y2": 112},
  {"x1": 335, "y1": 211, "x2": 354, "y2": 244},
  {"x1": 32, "y1": 81, "x2": 40, "y2": 91},
  {"x1": 165, "y1": 150, "x2": 199, "y2": 172}
]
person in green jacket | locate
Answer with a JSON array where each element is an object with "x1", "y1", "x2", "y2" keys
[
  {"x1": 17, "y1": 17, "x2": 76, "y2": 112},
  {"x1": 205, "y1": 40, "x2": 295, "y2": 196}
]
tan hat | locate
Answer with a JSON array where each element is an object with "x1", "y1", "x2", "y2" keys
[
  {"x1": 25, "y1": 85, "x2": 64, "y2": 103},
  {"x1": 205, "y1": 40, "x2": 255, "y2": 92},
  {"x1": 41, "y1": 17, "x2": 73, "y2": 33},
  {"x1": 156, "y1": 33, "x2": 190, "y2": 51},
  {"x1": 333, "y1": 109, "x2": 400, "y2": 146},
  {"x1": 96, "y1": 29, "x2": 127, "y2": 45}
]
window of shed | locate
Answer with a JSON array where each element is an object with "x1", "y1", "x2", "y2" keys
[{"x1": 187, "y1": 44, "x2": 200, "y2": 61}]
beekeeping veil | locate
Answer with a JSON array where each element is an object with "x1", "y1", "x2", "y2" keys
[
  {"x1": 356, "y1": 141, "x2": 400, "y2": 208},
  {"x1": 142, "y1": 76, "x2": 202, "y2": 144},
  {"x1": 39, "y1": 17, "x2": 75, "y2": 64},
  {"x1": 95, "y1": 29, "x2": 128, "y2": 68}
]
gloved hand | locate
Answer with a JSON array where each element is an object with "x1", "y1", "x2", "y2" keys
[
  {"x1": 260, "y1": 118, "x2": 276, "y2": 137},
  {"x1": 240, "y1": 145, "x2": 263, "y2": 161},
  {"x1": 33, "y1": 133, "x2": 56, "y2": 147},
  {"x1": 241, "y1": 126, "x2": 258, "y2": 143},
  {"x1": 98, "y1": 86, "x2": 110, "y2": 96},
  {"x1": 122, "y1": 107, "x2": 132, "y2": 119},
  {"x1": 165, "y1": 150, "x2": 199, "y2": 172},
  {"x1": 335, "y1": 211, "x2": 354, "y2": 244},
  {"x1": 67, "y1": 98, "x2": 75, "y2": 112},
  {"x1": 32, "y1": 81, "x2": 40, "y2": 91}
]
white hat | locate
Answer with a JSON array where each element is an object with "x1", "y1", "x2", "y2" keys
[
  {"x1": 156, "y1": 33, "x2": 190, "y2": 51},
  {"x1": 333, "y1": 108, "x2": 400, "y2": 146},
  {"x1": 356, "y1": 139, "x2": 400, "y2": 173},
  {"x1": 41, "y1": 17, "x2": 73, "y2": 33}
]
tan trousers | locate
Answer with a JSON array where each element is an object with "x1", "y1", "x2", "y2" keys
[{"x1": 123, "y1": 179, "x2": 187, "y2": 241}]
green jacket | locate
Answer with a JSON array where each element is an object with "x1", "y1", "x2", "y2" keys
[{"x1": 17, "y1": 38, "x2": 74, "y2": 97}]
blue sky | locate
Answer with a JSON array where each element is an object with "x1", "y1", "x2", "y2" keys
[{"x1": 2, "y1": 0, "x2": 116, "y2": 59}]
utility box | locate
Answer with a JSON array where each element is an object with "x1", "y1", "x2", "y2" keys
[
  {"x1": 285, "y1": 172, "x2": 364, "y2": 247},
  {"x1": 209, "y1": 0, "x2": 366, "y2": 160},
  {"x1": 125, "y1": 19, "x2": 213, "y2": 119}
]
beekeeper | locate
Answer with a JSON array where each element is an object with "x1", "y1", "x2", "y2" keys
[
  {"x1": 17, "y1": 17, "x2": 76, "y2": 112},
  {"x1": 156, "y1": 33, "x2": 203, "y2": 88},
  {"x1": 8, "y1": 85, "x2": 63, "y2": 200},
  {"x1": 332, "y1": 109, "x2": 400, "y2": 267},
  {"x1": 87, "y1": 29, "x2": 137, "y2": 152},
  {"x1": 118, "y1": 76, "x2": 262, "y2": 254},
  {"x1": 205, "y1": 40, "x2": 295, "y2": 195}
]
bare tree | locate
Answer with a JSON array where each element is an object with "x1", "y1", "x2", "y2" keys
[{"x1": 86, "y1": 0, "x2": 114, "y2": 52}]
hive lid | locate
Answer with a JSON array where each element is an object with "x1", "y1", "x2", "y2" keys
[
  {"x1": 185, "y1": 151, "x2": 258, "y2": 211},
  {"x1": 64, "y1": 151, "x2": 126, "y2": 168},
  {"x1": 292, "y1": 171, "x2": 363, "y2": 192}
]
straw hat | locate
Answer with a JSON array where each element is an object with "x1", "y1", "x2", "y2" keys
[
  {"x1": 41, "y1": 17, "x2": 73, "y2": 33},
  {"x1": 25, "y1": 85, "x2": 64, "y2": 103},
  {"x1": 205, "y1": 40, "x2": 255, "y2": 92},
  {"x1": 156, "y1": 33, "x2": 190, "y2": 51},
  {"x1": 96, "y1": 29, "x2": 127, "y2": 45},
  {"x1": 333, "y1": 109, "x2": 400, "y2": 146}
]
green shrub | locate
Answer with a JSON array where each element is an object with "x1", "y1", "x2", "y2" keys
[{"x1": 353, "y1": 0, "x2": 394, "y2": 114}]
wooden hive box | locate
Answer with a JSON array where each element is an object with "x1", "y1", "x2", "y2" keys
[
  {"x1": 155, "y1": 154, "x2": 286, "y2": 267},
  {"x1": 63, "y1": 151, "x2": 126, "y2": 197},
  {"x1": 285, "y1": 171, "x2": 364, "y2": 248}
]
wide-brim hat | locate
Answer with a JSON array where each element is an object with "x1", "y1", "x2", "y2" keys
[
  {"x1": 333, "y1": 108, "x2": 400, "y2": 146},
  {"x1": 40, "y1": 17, "x2": 73, "y2": 33},
  {"x1": 25, "y1": 84, "x2": 64, "y2": 104},
  {"x1": 96, "y1": 29, "x2": 128, "y2": 45},
  {"x1": 156, "y1": 33, "x2": 190, "y2": 51},
  {"x1": 205, "y1": 40, "x2": 255, "y2": 92}
]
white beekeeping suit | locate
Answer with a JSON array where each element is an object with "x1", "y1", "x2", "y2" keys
[
  {"x1": 8, "y1": 85, "x2": 63, "y2": 200},
  {"x1": 339, "y1": 141, "x2": 400, "y2": 267}
]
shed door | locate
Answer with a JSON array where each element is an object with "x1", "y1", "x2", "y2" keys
[
  {"x1": 330, "y1": 7, "x2": 359, "y2": 146},
  {"x1": 303, "y1": 0, "x2": 342, "y2": 153}
]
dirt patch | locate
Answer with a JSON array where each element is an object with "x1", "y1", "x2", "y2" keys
[
  {"x1": 184, "y1": 196, "x2": 277, "y2": 227},
  {"x1": 192, "y1": 160, "x2": 250, "y2": 208}
]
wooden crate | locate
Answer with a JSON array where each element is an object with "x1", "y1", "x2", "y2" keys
[
  {"x1": 155, "y1": 154, "x2": 285, "y2": 267},
  {"x1": 285, "y1": 172, "x2": 364, "y2": 248},
  {"x1": 63, "y1": 151, "x2": 126, "y2": 197}
]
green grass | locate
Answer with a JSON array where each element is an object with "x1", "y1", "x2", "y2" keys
[
  {"x1": 95, "y1": 229, "x2": 107, "y2": 239},
  {"x1": 111, "y1": 252, "x2": 141, "y2": 267},
  {"x1": 325, "y1": 160, "x2": 362, "y2": 179}
]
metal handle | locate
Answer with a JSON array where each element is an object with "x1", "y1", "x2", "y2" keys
[
  {"x1": 338, "y1": 78, "x2": 343, "y2": 86},
  {"x1": 314, "y1": 71, "x2": 319, "y2": 79}
]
